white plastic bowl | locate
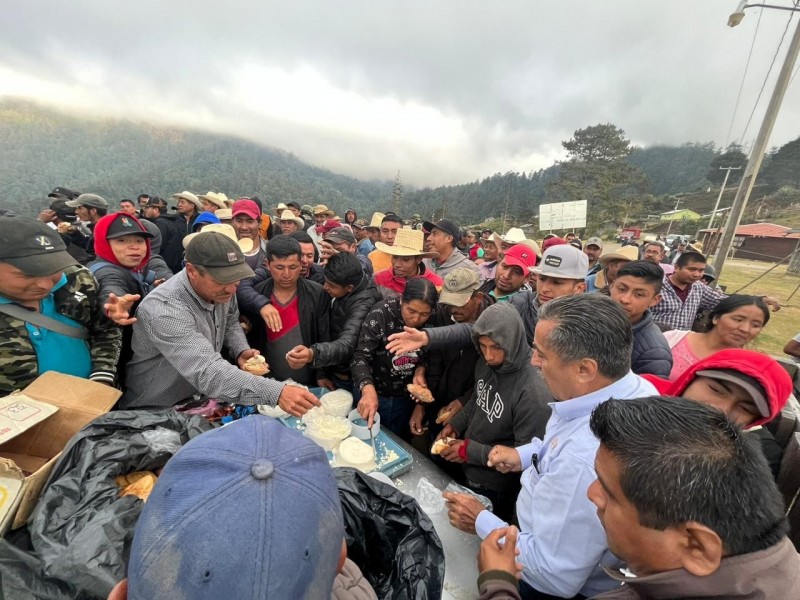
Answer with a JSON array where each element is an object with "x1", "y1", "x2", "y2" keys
[{"x1": 347, "y1": 409, "x2": 381, "y2": 440}]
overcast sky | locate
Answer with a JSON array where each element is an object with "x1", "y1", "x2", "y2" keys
[{"x1": 2, "y1": 1, "x2": 799, "y2": 186}]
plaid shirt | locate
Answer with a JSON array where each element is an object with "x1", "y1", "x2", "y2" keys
[
  {"x1": 121, "y1": 270, "x2": 284, "y2": 409},
  {"x1": 651, "y1": 275, "x2": 726, "y2": 331}
]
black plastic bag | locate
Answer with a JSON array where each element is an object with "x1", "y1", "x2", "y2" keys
[
  {"x1": 0, "y1": 409, "x2": 211, "y2": 600},
  {"x1": 335, "y1": 468, "x2": 445, "y2": 600}
]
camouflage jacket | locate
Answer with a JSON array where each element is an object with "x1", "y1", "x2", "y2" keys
[{"x1": 0, "y1": 264, "x2": 122, "y2": 394}]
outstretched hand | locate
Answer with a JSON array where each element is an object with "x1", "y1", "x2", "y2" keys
[
  {"x1": 104, "y1": 293, "x2": 141, "y2": 326},
  {"x1": 386, "y1": 326, "x2": 429, "y2": 355}
]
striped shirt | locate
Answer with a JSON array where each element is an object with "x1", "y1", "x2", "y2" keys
[{"x1": 121, "y1": 270, "x2": 284, "y2": 409}]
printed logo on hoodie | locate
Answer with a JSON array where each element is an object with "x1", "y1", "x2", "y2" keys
[{"x1": 476, "y1": 379, "x2": 504, "y2": 422}]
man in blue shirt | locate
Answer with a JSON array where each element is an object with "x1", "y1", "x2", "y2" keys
[{"x1": 444, "y1": 294, "x2": 657, "y2": 599}]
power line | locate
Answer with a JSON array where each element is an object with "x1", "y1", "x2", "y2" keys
[
  {"x1": 725, "y1": 7, "x2": 764, "y2": 148},
  {"x1": 738, "y1": 1, "x2": 800, "y2": 145}
]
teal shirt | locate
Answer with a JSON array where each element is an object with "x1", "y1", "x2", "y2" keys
[{"x1": 0, "y1": 274, "x2": 92, "y2": 379}]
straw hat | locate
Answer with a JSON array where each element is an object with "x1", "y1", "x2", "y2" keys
[
  {"x1": 313, "y1": 204, "x2": 335, "y2": 217},
  {"x1": 492, "y1": 227, "x2": 526, "y2": 249},
  {"x1": 598, "y1": 245, "x2": 640, "y2": 266},
  {"x1": 279, "y1": 209, "x2": 305, "y2": 229},
  {"x1": 214, "y1": 208, "x2": 232, "y2": 221},
  {"x1": 198, "y1": 192, "x2": 229, "y2": 210},
  {"x1": 367, "y1": 212, "x2": 385, "y2": 230},
  {"x1": 375, "y1": 228, "x2": 438, "y2": 258},
  {"x1": 171, "y1": 191, "x2": 202, "y2": 210},
  {"x1": 182, "y1": 223, "x2": 254, "y2": 253}
]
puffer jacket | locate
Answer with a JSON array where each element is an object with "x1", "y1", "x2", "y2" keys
[
  {"x1": 311, "y1": 274, "x2": 383, "y2": 376},
  {"x1": 643, "y1": 348, "x2": 793, "y2": 427},
  {"x1": 630, "y1": 310, "x2": 672, "y2": 378}
]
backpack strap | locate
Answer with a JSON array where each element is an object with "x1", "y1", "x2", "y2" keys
[{"x1": 0, "y1": 303, "x2": 89, "y2": 340}]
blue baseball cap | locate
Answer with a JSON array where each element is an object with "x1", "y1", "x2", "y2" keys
[{"x1": 127, "y1": 416, "x2": 345, "y2": 599}]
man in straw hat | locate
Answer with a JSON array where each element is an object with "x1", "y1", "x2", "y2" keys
[
  {"x1": 198, "y1": 191, "x2": 229, "y2": 213},
  {"x1": 120, "y1": 231, "x2": 320, "y2": 415},
  {"x1": 278, "y1": 209, "x2": 305, "y2": 235},
  {"x1": 586, "y1": 245, "x2": 639, "y2": 294},
  {"x1": 367, "y1": 213, "x2": 403, "y2": 273},
  {"x1": 171, "y1": 191, "x2": 202, "y2": 234},
  {"x1": 309, "y1": 204, "x2": 335, "y2": 245},
  {"x1": 373, "y1": 228, "x2": 443, "y2": 298}
]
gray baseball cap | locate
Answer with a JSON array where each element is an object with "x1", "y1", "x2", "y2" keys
[
  {"x1": 585, "y1": 236, "x2": 603, "y2": 249},
  {"x1": 65, "y1": 193, "x2": 109, "y2": 210},
  {"x1": 185, "y1": 231, "x2": 255, "y2": 284},
  {"x1": 532, "y1": 245, "x2": 588, "y2": 280},
  {"x1": 439, "y1": 268, "x2": 481, "y2": 307}
]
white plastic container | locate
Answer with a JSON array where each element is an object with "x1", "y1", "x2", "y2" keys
[
  {"x1": 320, "y1": 389, "x2": 353, "y2": 418},
  {"x1": 333, "y1": 436, "x2": 376, "y2": 473},
  {"x1": 304, "y1": 414, "x2": 352, "y2": 451}
]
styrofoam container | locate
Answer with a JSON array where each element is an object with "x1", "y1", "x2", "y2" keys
[
  {"x1": 320, "y1": 389, "x2": 353, "y2": 418},
  {"x1": 347, "y1": 409, "x2": 380, "y2": 440}
]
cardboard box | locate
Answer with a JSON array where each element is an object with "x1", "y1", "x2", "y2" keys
[{"x1": 0, "y1": 372, "x2": 120, "y2": 535}]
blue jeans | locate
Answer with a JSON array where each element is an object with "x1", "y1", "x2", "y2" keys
[{"x1": 378, "y1": 394, "x2": 413, "y2": 441}]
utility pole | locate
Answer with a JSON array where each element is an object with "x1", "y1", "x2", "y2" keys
[
  {"x1": 708, "y1": 166, "x2": 741, "y2": 230},
  {"x1": 664, "y1": 198, "x2": 682, "y2": 237},
  {"x1": 713, "y1": 7, "x2": 800, "y2": 283}
]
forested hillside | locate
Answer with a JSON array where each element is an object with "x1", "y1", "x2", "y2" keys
[{"x1": 2, "y1": 100, "x2": 798, "y2": 227}]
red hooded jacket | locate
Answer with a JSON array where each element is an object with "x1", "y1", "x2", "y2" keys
[
  {"x1": 643, "y1": 348, "x2": 793, "y2": 427},
  {"x1": 93, "y1": 212, "x2": 151, "y2": 273}
]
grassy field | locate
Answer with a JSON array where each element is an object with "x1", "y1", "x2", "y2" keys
[{"x1": 715, "y1": 259, "x2": 800, "y2": 356}]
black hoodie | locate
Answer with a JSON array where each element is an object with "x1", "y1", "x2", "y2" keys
[{"x1": 449, "y1": 303, "x2": 552, "y2": 492}]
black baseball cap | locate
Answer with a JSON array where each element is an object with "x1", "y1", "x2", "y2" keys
[
  {"x1": 422, "y1": 219, "x2": 460, "y2": 242},
  {"x1": 146, "y1": 196, "x2": 167, "y2": 208},
  {"x1": 286, "y1": 201, "x2": 301, "y2": 210},
  {"x1": 184, "y1": 232, "x2": 255, "y2": 284},
  {"x1": 48, "y1": 186, "x2": 81, "y2": 200},
  {"x1": 49, "y1": 198, "x2": 78, "y2": 221},
  {"x1": 0, "y1": 217, "x2": 78, "y2": 276},
  {"x1": 105, "y1": 215, "x2": 154, "y2": 240}
]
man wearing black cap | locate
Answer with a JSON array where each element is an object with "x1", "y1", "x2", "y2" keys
[
  {"x1": 324, "y1": 226, "x2": 373, "y2": 277},
  {"x1": 120, "y1": 232, "x2": 320, "y2": 415},
  {"x1": 37, "y1": 198, "x2": 92, "y2": 263},
  {"x1": 0, "y1": 218, "x2": 121, "y2": 394},
  {"x1": 423, "y1": 219, "x2": 482, "y2": 279},
  {"x1": 141, "y1": 196, "x2": 184, "y2": 273}
]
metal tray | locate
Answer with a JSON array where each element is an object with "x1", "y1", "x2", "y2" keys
[{"x1": 278, "y1": 415, "x2": 413, "y2": 478}]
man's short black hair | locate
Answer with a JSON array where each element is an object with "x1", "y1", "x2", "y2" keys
[
  {"x1": 675, "y1": 251, "x2": 705, "y2": 268},
  {"x1": 615, "y1": 260, "x2": 664, "y2": 294},
  {"x1": 266, "y1": 235, "x2": 302, "y2": 262},
  {"x1": 590, "y1": 396, "x2": 787, "y2": 556},
  {"x1": 288, "y1": 230, "x2": 314, "y2": 245},
  {"x1": 120, "y1": 199, "x2": 135, "y2": 206},
  {"x1": 137, "y1": 194, "x2": 150, "y2": 202},
  {"x1": 381, "y1": 214, "x2": 403, "y2": 226},
  {"x1": 324, "y1": 252, "x2": 362, "y2": 288}
]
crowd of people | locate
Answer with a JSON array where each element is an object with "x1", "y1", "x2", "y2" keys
[{"x1": 1, "y1": 185, "x2": 799, "y2": 599}]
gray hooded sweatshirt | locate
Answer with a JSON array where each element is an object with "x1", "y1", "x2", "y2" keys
[{"x1": 449, "y1": 303, "x2": 552, "y2": 492}]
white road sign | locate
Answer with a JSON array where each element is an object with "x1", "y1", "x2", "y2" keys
[{"x1": 539, "y1": 200, "x2": 587, "y2": 230}]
